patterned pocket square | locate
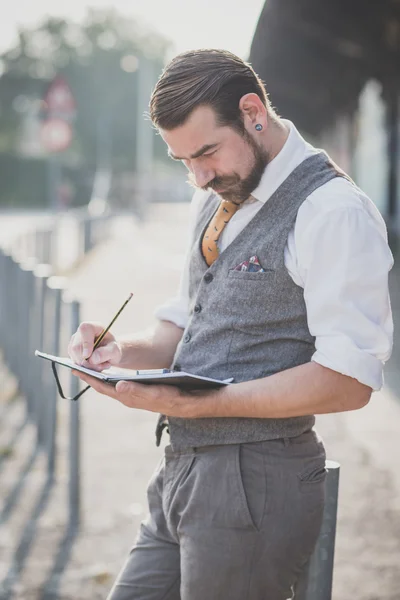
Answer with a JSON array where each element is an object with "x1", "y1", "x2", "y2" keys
[{"x1": 232, "y1": 255, "x2": 266, "y2": 272}]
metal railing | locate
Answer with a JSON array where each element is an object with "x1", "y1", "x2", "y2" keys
[
  {"x1": 10, "y1": 209, "x2": 112, "y2": 272},
  {"x1": 0, "y1": 250, "x2": 81, "y2": 528},
  {"x1": 0, "y1": 210, "x2": 111, "y2": 529}
]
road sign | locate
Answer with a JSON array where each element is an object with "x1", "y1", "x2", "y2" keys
[
  {"x1": 41, "y1": 118, "x2": 73, "y2": 153},
  {"x1": 41, "y1": 76, "x2": 76, "y2": 153},
  {"x1": 44, "y1": 77, "x2": 76, "y2": 120}
]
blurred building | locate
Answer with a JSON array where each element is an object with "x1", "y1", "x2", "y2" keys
[
  {"x1": 250, "y1": 0, "x2": 400, "y2": 236},
  {"x1": 250, "y1": 0, "x2": 400, "y2": 391}
]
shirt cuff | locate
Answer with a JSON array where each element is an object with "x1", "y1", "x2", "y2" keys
[{"x1": 311, "y1": 337, "x2": 384, "y2": 391}]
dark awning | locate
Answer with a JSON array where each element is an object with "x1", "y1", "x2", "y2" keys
[{"x1": 249, "y1": 0, "x2": 400, "y2": 135}]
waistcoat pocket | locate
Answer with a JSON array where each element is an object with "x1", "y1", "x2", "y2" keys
[
  {"x1": 224, "y1": 269, "x2": 278, "y2": 335},
  {"x1": 227, "y1": 269, "x2": 276, "y2": 282}
]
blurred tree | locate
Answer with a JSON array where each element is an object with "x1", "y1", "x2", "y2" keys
[{"x1": 0, "y1": 9, "x2": 171, "y2": 172}]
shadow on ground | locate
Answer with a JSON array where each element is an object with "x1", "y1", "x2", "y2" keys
[{"x1": 0, "y1": 388, "x2": 79, "y2": 599}]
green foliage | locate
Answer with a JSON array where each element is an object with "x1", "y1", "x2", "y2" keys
[
  {"x1": 0, "y1": 8, "x2": 171, "y2": 201},
  {"x1": 0, "y1": 153, "x2": 89, "y2": 208}
]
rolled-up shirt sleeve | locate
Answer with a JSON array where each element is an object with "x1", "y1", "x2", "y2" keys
[
  {"x1": 298, "y1": 206, "x2": 394, "y2": 391},
  {"x1": 154, "y1": 294, "x2": 190, "y2": 330},
  {"x1": 154, "y1": 261, "x2": 190, "y2": 329},
  {"x1": 154, "y1": 190, "x2": 206, "y2": 329}
]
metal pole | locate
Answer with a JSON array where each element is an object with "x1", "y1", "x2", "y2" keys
[
  {"x1": 296, "y1": 460, "x2": 340, "y2": 600},
  {"x1": 0, "y1": 248, "x2": 6, "y2": 346},
  {"x1": 33, "y1": 264, "x2": 53, "y2": 447},
  {"x1": 42, "y1": 229, "x2": 53, "y2": 266},
  {"x1": 47, "y1": 155, "x2": 62, "y2": 212},
  {"x1": 2, "y1": 252, "x2": 13, "y2": 369},
  {"x1": 68, "y1": 299, "x2": 81, "y2": 530},
  {"x1": 135, "y1": 55, "x2": 155, "y2": 216},
  {"x1": 10, "y1": 254, "x2": 20, "y2": 377},
  {"x1": 16, "y1": 262, "x2": 27, "y2": 385},
  {"x1": 387, "y1": 86, "x2": 398, "y2": 224},
  {"x1": 83, "y1": 218, "x2": 92, "y2": 254},
  {"x1": 18, "y1": 259, "x2": 37, "y2": 418},
  {"x1": 46, "y1": 276, "x2": 67, "y2": 480}
]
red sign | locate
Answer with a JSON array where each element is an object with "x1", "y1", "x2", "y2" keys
[
  {"x1": 41, "y1": 119, "x2": 73, "y2": 153},
  {"x1": 41, "y1": 76, "x2": 76, "y2": 152},
  {"x1": 44, "y1": 77, "x2": 76, "y2": 119}
]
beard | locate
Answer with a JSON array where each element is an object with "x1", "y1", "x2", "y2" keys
[{"x1": 188, "y1": 131, "x2": 270, "y2": 204}]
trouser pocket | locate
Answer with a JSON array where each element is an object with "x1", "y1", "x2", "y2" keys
[{"x1": 235, "y1": 443, "x2": 268, "y2": 532}]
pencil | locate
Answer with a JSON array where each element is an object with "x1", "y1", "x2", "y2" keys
[{"x1": 85, "y1": 292, "x2": 133, "y2": 359}]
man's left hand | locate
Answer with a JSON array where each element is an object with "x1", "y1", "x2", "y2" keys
[{"x1": 71, "y1": 370, "x2": 202, "y2": 417}]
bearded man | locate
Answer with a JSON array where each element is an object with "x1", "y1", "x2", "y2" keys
[{"x1": 69, "y1": 49, "x2": 393, "y2": 600}]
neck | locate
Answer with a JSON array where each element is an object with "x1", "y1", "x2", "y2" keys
[{"x1": 263, "y1": 117, "x2": 290, "y2": 162}]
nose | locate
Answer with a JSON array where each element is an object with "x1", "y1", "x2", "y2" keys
[{"x1": 190, "y1": 163, "x2": 215, "y2": 189}]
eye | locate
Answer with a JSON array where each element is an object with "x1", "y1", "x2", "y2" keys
[{"x1": 203, "y1": 150, "x2": 217, "y2": 158}]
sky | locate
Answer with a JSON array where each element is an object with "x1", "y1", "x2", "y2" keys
[{"x1": 0, "y1": 0, "x2": 266, "y2": 60}]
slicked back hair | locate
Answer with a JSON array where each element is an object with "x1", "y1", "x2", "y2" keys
[{"x1": 149, "y1": 49, "x2": 273, "y2": 134}]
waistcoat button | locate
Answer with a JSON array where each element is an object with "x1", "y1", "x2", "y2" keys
[
  {"x1": 194, "y1": 304, "x2": 202, "y2": 313},
  {"x1": 204, "y1": 273, "x2": 213, "y2": 283},
  {"x1": 184, "y1": 333, "x2": 191, "y2": 343}
]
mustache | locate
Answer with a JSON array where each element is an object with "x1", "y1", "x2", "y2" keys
[{"x1": 187, "y1": 173, "x2": 240, "y2": 191}]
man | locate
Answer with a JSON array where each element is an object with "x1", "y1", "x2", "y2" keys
[{"x1": 69, "y1": 50, "x2": 393, "y2": 599}]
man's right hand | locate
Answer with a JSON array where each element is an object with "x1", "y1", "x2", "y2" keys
[{"x1": 68, "y1": 321, "x2": 122, "y2": 372}]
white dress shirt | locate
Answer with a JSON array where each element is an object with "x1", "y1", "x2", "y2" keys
[{"x1": 155, "y1": 120, "x2": 394, "y2": 391}]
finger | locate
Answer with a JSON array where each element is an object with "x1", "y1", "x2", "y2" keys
[
  {"x1": 115, "y1": 381, "x2": 163, "y2": 398},
  {"x1": 69, "y1": 333, "x2": 84, "y2": 364},
  {"x1": 72, "y1": 371, "x2": 116, "y2": 398},
  {"x1": 80, "y1": 359, "x2": 106, "y2": 372},
  {"x1": 80, "y1": 361, "x2": 112, "y2": 373},
  {"x1": 78, "y1": 323, "x2": 97, "y2": 360},
  {"x1": 114, "y1": 381, "x2": 147, "y2": 408},
  {"x1": 67, "y1": 335, "x2": 74, "y2": 358},
  {"x1": 115, "y1": 380, "x2": 131, "y2": 393},
  {"x1": 70, "y1": 322, "x2": 114, "y2": 364},
  {"x1": 89, "y1": 343, "x2": 120, "y2": 366},
  {"x1": 112, "y1": 382, "x2": 182, "y2": 414},
  {"x1": 114, "y1": 381, "x2": 167, "y2": 409}
]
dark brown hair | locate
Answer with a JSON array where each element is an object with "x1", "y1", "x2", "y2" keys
[{"x1": 149, "y1": 49, "x2": 272, "y2": 133}]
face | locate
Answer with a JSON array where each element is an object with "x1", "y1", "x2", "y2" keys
[{"x1": 160, "y1": 105, "x2": 270, "y2": 203}]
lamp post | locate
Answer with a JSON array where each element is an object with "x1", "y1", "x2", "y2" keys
[{"x1": 135, "y1": 55, "x2": 155, "y2": 217}]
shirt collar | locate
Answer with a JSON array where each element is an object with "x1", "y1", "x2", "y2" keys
[{"x1": 251, "y1": 119, "x2": 311, "y2": 205}]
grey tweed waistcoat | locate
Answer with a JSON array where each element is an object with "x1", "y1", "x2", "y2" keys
[{"x1": 157, "y1": 152, "x2": 348, "y2": 451}]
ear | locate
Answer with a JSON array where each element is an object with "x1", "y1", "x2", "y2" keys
[{"x1": 239, "y1": 93, "x2": 267, "y2": 130}]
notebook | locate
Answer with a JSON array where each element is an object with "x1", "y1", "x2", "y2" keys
[{"x1": 35, "y1": 351, "x2": 233, "y2": 390}]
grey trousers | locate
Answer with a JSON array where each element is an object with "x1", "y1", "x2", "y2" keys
[{"x1": 107, "y1": 430, "x2": 326, "y2": 600}]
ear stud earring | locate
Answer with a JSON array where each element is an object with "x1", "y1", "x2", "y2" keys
[{"x1": 255, "y1": 124, "x2": 263, "y2": 131}]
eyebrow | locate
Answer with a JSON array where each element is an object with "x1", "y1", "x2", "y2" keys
[{"x1": 168, "y1": 143, "x2": 218, "y2": 161}]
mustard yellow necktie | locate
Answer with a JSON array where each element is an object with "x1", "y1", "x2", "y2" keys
[{"x1": 201, "y1": 200, "x2": 240, "y2": 267}]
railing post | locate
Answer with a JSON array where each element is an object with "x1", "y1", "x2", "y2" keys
[
  {"x1": 67, "y1": 298, "x2": 81, "y2": 530},
  {"x1": 1, "y1": 252, "x2": 12, "y2": 368},
  {"x1": 84, "y1": 217, "x2": 92, "y2": 254},
  {"x1": 0, "y1": 248, "x2": 7, "y2": 348},
  {"x1": 35, "y1": 228, "x2": 53, "y2": 265},
  {"x1": 18, "y1": 259, "x2": 37, "y2": 418},
  {"x1": 45, "y1": 276, "x2": 67, "y2": 481},
  {"x1": 8, "y1": 254, "x2": 20, "y2": 377},
  {"x1": 33, "y1": 264, "x2": 53, "y2": 447}
]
